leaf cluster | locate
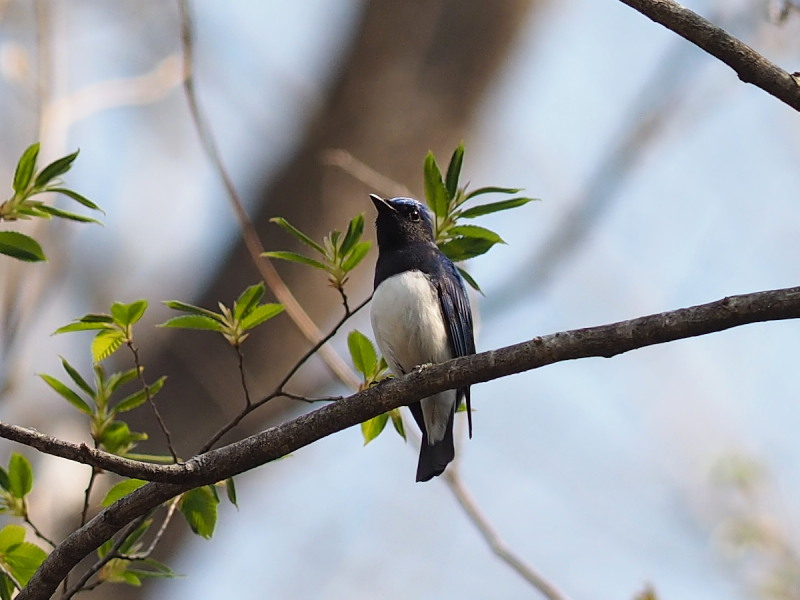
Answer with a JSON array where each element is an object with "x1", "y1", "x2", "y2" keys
[
  {"x1": 0, "y1": 454, "x2": 34, "y2": 519},
  {"x1": 54, "y1": 299, "x2": 148, "y2": 363},
  {"x1": 263, "y1": 214, "x2": 371, "y2": 297},
  {"x1": 0, "y1": 143, "x2": 102, "y2": 262},
  {"x1": 347, "y1": 331, "x2": 405, "y2": 445},
  {"x1": 0, "y1": 455, "x2": 47, "y2": 597},
  {"x1": 95, "y1": 515, "x2": 175, "y2": 586},
  {"x1": 423, "y1": 142, "x2": 537, "y2": 291},
  {"x1": 160, "y1": 282, "x2": 284, "y2": 347},
  {"x1": 42, "y1": 300, "x2": 170, "y2": 457},
  {"x1": 40, "y1": 359, "x2": 161, "y2": 457},
  {"x1": 0, "y1": 525, "x2": 47, "y2": 597}
]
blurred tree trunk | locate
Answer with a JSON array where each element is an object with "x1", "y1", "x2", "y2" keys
[{"x1": 96, "y1": 0, "x2": 539, "y2": 597}]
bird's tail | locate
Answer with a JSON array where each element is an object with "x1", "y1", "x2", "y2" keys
[{"x1": 409, "y1": 401, "x2": 455, "y2": 482}]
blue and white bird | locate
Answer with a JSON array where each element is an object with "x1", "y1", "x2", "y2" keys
[{"x1": 369, "y1": 194, "x2": 475, "y2": 482}]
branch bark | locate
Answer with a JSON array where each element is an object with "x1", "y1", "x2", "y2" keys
[
  {"x1": 618, "y1": 0, "x2": 800, "y2": 111},
  {"x1": 14, "y1": 285, "x2": 800, "y2": 599}
]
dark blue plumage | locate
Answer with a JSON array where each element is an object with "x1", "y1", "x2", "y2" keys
[{"x1": 369, "y1": 194, "x2": 475, "y2": 481}]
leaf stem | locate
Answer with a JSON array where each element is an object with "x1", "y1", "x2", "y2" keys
[
  {"x1": 126, "y1": 341, "x2": 179, "y2": 463},
  {"x1": 198, "y1": 294, "x2": 371, "y2": 454}
]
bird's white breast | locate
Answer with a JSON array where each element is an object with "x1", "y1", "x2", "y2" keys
[{"x1": 370, "y1": 270, "x2": 452, "y2": 375}]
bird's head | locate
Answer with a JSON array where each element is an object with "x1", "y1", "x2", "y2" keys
[{"x1": 370, "y1": 194, "x2": 436, "y2": 250}]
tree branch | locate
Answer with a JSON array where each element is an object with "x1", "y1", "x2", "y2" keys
[
  {"x1": 15, "y1": 285, "x2": 800, "y2": 598},
  {"x1": 618, "y1": 0, "x2": 800, "y2": 112}
]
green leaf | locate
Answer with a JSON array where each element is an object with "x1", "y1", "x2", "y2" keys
[
  {"x1": 97, "y1": 537, "x2": 113, "y2": 559},
  {"x1": 0, "y1": 468, "x2": 10, "y2": 492},
  {"x1": 389, "y1": 408, "x2": 406, "y2": 441},
  {"x1": 224, "y1": 477, "x2": 237, "y2": 507},
  {"x1": 34, "y1": 204, "x2": 101, "y2": 224},
  {"x1": 12, "y1": 143, "x2": 39, "y2": 194},
  {"x1": 340, "y1": 241, "x2": 371, "y2": 273},
  {"x1": 46, "y1": 187, "x2": 102, "y2": 212},
  {"x1": 457, "y1": 267, "x2": 482, "y2": 294},
  {"x1": 0, "y1": 573, "x2": 14, "y2": 600},
  {"x1": 446, "y1": 224, "x2": 505, "y2": 244},
  {"x1": 92, "y1": 329, "x2": 125, "y2": 362},
  {"x1": 329, "y1": 229, "x2": 341, "y2": 252},
  {"x1": 269, "y1": 217, "x2": 326, "y2": 255},
  {"x1": 80, "y1": 313, "x2": 115, "y2": 323},
  {"x1": 59, "y1": 356, "x2": 94, "y2": 396},
  {"x1": 118, "y1": 518, "x2": 152, "y2": 554},
  {"x1": 111, "y1": 300, "x2": 147, "y2": 327},
  {"x1": 162, "y1": 300, "x2": 223, "y2": 321},
  {"x1": 458, "y1": 197, "x2": 536, "y2": 219},
  {"x1": 423, "y1": 152, "x2": 449, "y2": 218},
  {"x1": 53, "y1": 320, "x2": 113, "y2": 335},
  {"x1": 179, "y1": 486, "x2": 218, "y2": 539},
  {"x1": 261, "y1": 251, "x2": 330, "y2": 273},
  {"x1": 127, "y1": 558, "x2": 178, "y2": 580},
  {"x1": 101, "y1": 479, "x2": 147, "y2": 507},
  {"x1": 361, "y1": 413, "x2": 389, "y2": 445},
  {"x1": 439, "y1": 236, "x2": 497, "y2": 262},
  {"x1": 14, "y1": 204, "x2": 48, "y2": 219},
  {"x1": 39, "y1": 373, "x2": 93, "y2": 415},
  {"x1": 347, "y1": 330, "x2": 377, "y2": 379},
  {"x1": 115, "y1": 376, "x2": 166, "y2": 413},
  {"x1": 240, "y1": 303, "x2": 284, "y2": 330},
  {"x1": 0, "y1": 525, "x2": 25, "y2": 552},
  {"x1": 99, "y1": 420, "x2": 147, "y2": 455},
  {"x1": 445, "y1": 143, "x2": 465, "y2": 201},
  {"x1": 4, "y1": 542, "x2": 47, "y2": 586},
  {"x1": 158, "y1": 315, "x2": 223, "y2": 331},
  {"x1": 339, "y1": 214, "x2": 364, "y2": 258},
  {"x1": 106, "y1": 368, "x2": 139, "y2": 394},
  {"x1": 463, "y1": 186, "x2": 523, "y2": 200},
  {"x1": 33, "y1": 149, "x2": 79, "y2": 189},
  {"x1": 7, "y1": 454, "x2": 33, "y2": 499},
  {"x1": 0, "y1": 231, "x2": 45, "y2": 262},
  {"x1": 233, "y1": 283, "x2": 265, "y2": 320}
]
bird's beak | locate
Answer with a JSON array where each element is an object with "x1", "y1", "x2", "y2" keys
[{"x1": 370, "y1": 194, "x2": 396, "y2": 213}]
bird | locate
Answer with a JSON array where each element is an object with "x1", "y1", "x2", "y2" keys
[{"x1": 369, "y1": 194, "x2": 475, "y2": 482}]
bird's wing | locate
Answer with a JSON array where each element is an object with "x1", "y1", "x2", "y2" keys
[{"x1": 436, "y1": 262, "x2": 476, "y2": 436}]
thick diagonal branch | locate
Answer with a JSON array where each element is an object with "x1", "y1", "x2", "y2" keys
[
  {"x1": 618, "y1": 0, "x2": 800, "y2": 111},
  {"x1": 16, "y1": 285, "x2": 800, "y2": 599}
]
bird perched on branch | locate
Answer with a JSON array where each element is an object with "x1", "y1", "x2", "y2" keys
[{"x1": 369, "y1": 194, "x2": 475, "y2": 482}]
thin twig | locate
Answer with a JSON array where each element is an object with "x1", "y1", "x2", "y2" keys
[
  {"x1": 23, "y1": 514, "x2": 56, "y2": 549},
  {"x1": 234, "y1": 344, "x2": 252, "y2": 408},
  {"x1": 198, "y1": 294, "x2": 371, "y2": 453},
  {"x1": 127, "y1": 341, "x2": 180, "y2": 463},
  {"x1": 80, "y1": 462, "x2": 98, "y2": 527},
  {"x1": 277, "y1": 391, "x2": 344, "y2": 403},
  {"x1": 60, "y1": 515, "x2": 148, "y2": 600},
  {"x1": 119, "y1": 497, "x2": 180, "y2": 561},
  {"x1": 176, "y1": 0, "x2": 354, "y2": 385},
  {"x1": 442, "y1": 468, "x2": 571, "y2": 600}
]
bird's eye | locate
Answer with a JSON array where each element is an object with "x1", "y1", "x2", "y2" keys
[{"x1": 409, "y1": 209, "x2": 420, "y2": 222}]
